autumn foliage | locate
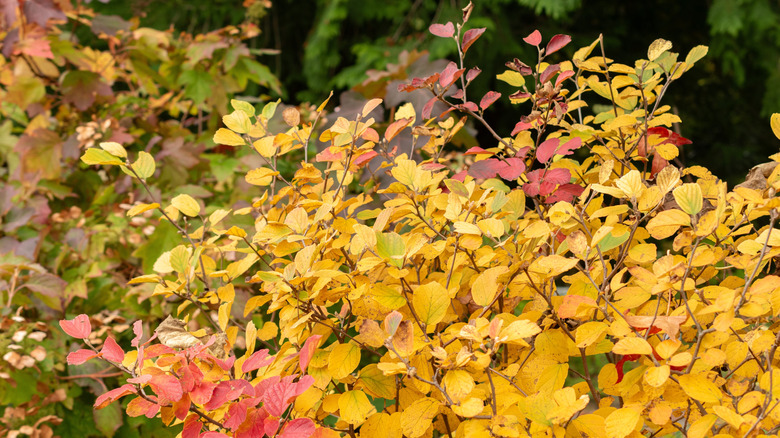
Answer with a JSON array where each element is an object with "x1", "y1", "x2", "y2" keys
[{"x1": 60, "y1": 3, "x2": 780, "y2": 438}]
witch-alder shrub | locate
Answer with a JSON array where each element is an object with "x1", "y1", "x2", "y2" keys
[{"x1": 64, "y1": 6, "x2": 780, "y2": 438}]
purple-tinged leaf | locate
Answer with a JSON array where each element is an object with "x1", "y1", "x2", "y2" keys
[
  {"x1": 479, "y1": 91, "x2": 501, "y2": 110},
  {"x1": 524, "y1": 30, "x2": 542, "y2": 46},
  {"x1": 451, "y1": 89, "x2": 464, "y2": 100},
  {"x1": 546, "y1": 34, "x2": 572, "y2": 55},
  {"x1": 462, "y1": 28, "x2": 486, "y2": 53},
  {"x1": 422, "y1": 97, "x2": 438, "y2": 119},
  {"x1": 468, "y1": 159, "x2": 502, "y2": 179},
  {"x1": 460, "y1": 101, "x2": 479, "y2": 112},
  {"x1": 555, "y1": 70, "x2": 575, "y2": 87},
  {"x1": 547, "y1": 183, "x2": 585, "y2": 203},
  {"x1": 429, "y1": 22, "x2": 455, "y2": 38},
  {"x1": 546, "y1": 168, "x2": 572, "y2": 185},
  {"x1": 439, "y1": 62, "x2": 465, "y2": 88},
  {"x1": 506, "y1": 58, "x2": 533, "y2": 75},
  {"x1": 558, "y1": 137, "x2": 582, "y2": 156}
]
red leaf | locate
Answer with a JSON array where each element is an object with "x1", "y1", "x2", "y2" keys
[
  {"x1": 461, "y1": 102, "x2": 479, "y2": 112},
  {"x1": 523, "y1": 181, "x2": 540, "y2": 197},
  {"x1": 182, "y1": 414, "x2": 202, "y2": 438},
  {"x1": 524, "y1": 30, "x2": 542, "y2": 46},
  {"x1": 131, "y1": 320, "x2": 143, "y2": 347},
  {"x1": 439, "y1": 61, "x2": 464, "y2": 88},
  {"x1": 479, "y1": 91, "x2": 501, "y2": 110},
  {"x1": 299, "y1": 335, "x2": 321, "y2": 372},
  {"x1": 127, "y1": 374, "x2": 152, "y2": 385},
  {"x1": 144, "y1": 343, "x2": 174, "y2": 358},
  {"x1": 555, "y1": 70, "x2": 575, "y2": 87},
  {"x1": 497, "y1": 158, "x2": 526, "y2": 180},
  {"x1": 429, "y1": 22, "x2": 455, "y2": 38},
  {"x1": 546, "y1": 34, "x2": 572, "y2": 56},
  {"x1": 451, "y1": 170, "x2": 468, "y2": 182},
  {"x1": 94, "y1": 384, "x2": 135, "y2": 409},
  {"x1": 126, "y1": 396, "x2": 159, "y2": 418},
  {"x1": 558, "y1": 137, "x2": 582, "y2": 156},
  {"x1": 204, "y1": 380, "x2": 253, "y2": 411},
  {"x1": 59, "y1": 314, "x2": 91, "y2": 339},
  {"x1": 149, "y1": 374, "x2": 183, "y2": 402},
  {"x1": 546, "y1": 183, "x2": 584, "y2": 203},
  {"x1": 265, "y1": 418, "x2": 281, "y2": 437},
  {"x1": 468, "y1": 159, "x2": 501, "y2": 179},
  {"x1": 190, "y1": 381, "x2": 217, "y2": 405},
  {"x1": 462, "y1": 28, "x2": 486, "y2": 53},
  {"x1": 354, "y1": 150, "x2": 378, "y2": 168},
  {"x1": 526, "y1": 169, "x2": 543, "y2": 183},
  {"x1": 67, "y1": 349, "x2": 98, "y2": 365},
  {"x1": 201, "y1": 432, "x2": 230, "y2": 438},
  {"x1": 173, "y1": 392, "x2": 190, "y2": 420},
  {"x1": 224, "y1": 399, "x2": 261, "y2": 430},
  {"x1": 235, "y1": 409, "x2": 268, "y2": 438},
  {"x1": 101, "y1": 336, "x2": 125, "y2": 363},
  {"x1": 243, "y1": 349, "x2": 274, "y2": 373},
  {"x1": 181, "y1": 362, "x2": 204, "y2": 392},
  {"x1": 279, "y1": 418, "x2": 316, "y2": 438},
  {"x1": 315, "y1": 146, "x2": 345, "y2": 162},
  {"x1": 540, "y1": 63, "x2": 561, "y2": 84},
  {"x1": 451, "y1": 89, "x2": 464, "y2": 100},
  {"x1": 536, "y1": 138, "x2": 561, "y2": 163}
]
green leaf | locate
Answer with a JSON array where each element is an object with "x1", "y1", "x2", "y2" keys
[
  {"x1": 375, "y1": 232, "x2": 405, "y2": 268},
  {"x1": 178, "y1": 69, "x2": 215, "y2": 105},
  {"x1": 131, "y1": 151, "x2": 155, "y2": 179},
  {"x1": 262, "y1": 99, "x2": 281, "y2": 120},
  {"x1": 93, "y1": 402, "x2": 123, "y2": 437}
]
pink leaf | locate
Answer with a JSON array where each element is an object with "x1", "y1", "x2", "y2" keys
[
  {"x1": 511, "y1": 121, "x2": 532, "y2": 136},
  {"x1": 182, "y1": 414, "x2": 202, "y2": 438},
  {"x1": 315, "y1": 147, "x2": 345, "y2": 162},
  {"x1": 558, "y1": 137, "x2": 582, "y2": 156},
  {"x1": 540, "y1": 63, "x2": 561, "y2": 84},
  {"x1": 94, "y1": 384, "x2": 135, "y2": 409},
  {"x1": 264, "y1": 418, "x2": 281, "y2": 437},
  {"x1": 468, "y1": 159, "x2": 501, "y2": 179},
  {"x1": 523, "y1": 181, "x2": 540, "y2": 197},
  {"x1": 299, "y1": 335, "x2": 322, "y2": 372},
  {"x1": 127, "y1": 374, "x2": 152, "y2": 385},
  {"x1": 67, "y1": 349, "x2": 98, "y2": 365},
  {"x1": 201, "y1": 432, "x2": 230, "y2": 438},
  {"x1": 204, "y1": 380, "x2": 253, "y2": 411},
  {"x1": 546, "y1": 34, "x2": 572, "y2": 56},
  {"x1": 465, "y1": 146, "x2": 488, "y2": 155},
  {"x1": 497, "y1": 158, "x2": 526, "y2": 180},
  {"x1": 190, "y1": 381, "x2": 217, "y2": 405},
  {"x1": 422, "y1": 97, "x2": 437, "y2": 119},
  {"x1": 536, "y1": 138, "x2": 561, "y2": 163},
  {"x1": 479, "y1": 91, "x2": 501, "y2": 110},
  {"x1": 354, "y1": 150, "x2": 378, "y2": 168},
  {"x1": 460, "y1": 102, "x2": 479, "y2": 112},
  {"x1": 131, "y1": 320, "x2": 143, "y2": 347},
  {"x1": 546, "y1": 168, "x2": 572, "y2": 185},
  {"x1": 429, "y1": 22, "x2": 455, "y2": 38},
  {"x1": 523, "y1": 30, "x2": 542, "y2": 46},
  {"x1": 451, "y1": 89, "x2": 464, "y2": 100},
  {"x1": 555, "y1": 70, "x2": 575, "y2": 87},
  {"x1": 101, "y1": 336, "x2": 125, "y2": 363},
  {"x1": 59, "y1": 314, "x2": 91, "y2": 339},
  {"x1": 461, "y1": 28, "x2": 486, "y2": 53},
  {"x1": 439, "y1": 62, "x2": 464, "y2": 88},
  {"x1": 279, "y1": 418, "x2": 316, "y2": 438},
  {"x1": 149, "y1": 374, "x2": 183, "y2": 402},
  {"x1": 465, "y1": 67, "x2": 481, "y2": 83},
  {"x1": 243, "y1": 349, "x2": 274, "y2": 373},
  {"x1": 547, "y1": 183, "x2": 585, "y2": 203},
  {"x1": 421, "y1": 162, "x2": 446, "y2": 171},
  {"x1": 451, "y1": 170, "x2": 468, "y2": 182}
]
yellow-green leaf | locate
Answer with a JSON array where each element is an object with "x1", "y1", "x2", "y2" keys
[
  {"x1": 223, "y1": 110, "x2": 252, "y2": 134},
  {"x1": 99, "y1": 141, "x2": 127, "y2": 158},
  {"x1": 81, "y1": 148, "x2": 123, "y2": 166},
  {"x1": 771, "y1": 113, "x2": 780, "y2": 141},
  {"x1": 672, "y1": 183, "x2": 703, "y2": 215},
  {"x1": 231, "y1": 99, "x2": 256, "y2": 117},
  {"x1": 171, "y1": 194, "x2": 201, "y2": 217},
  {"x1": 132, "y1": 151, "x2": 156, "y2": 179}
]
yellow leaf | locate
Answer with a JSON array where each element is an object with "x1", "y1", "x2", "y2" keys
[
  {"x1": 253, "y1": 137, "x2": 277, "y2": 158},
  {"x1": 471, "y1": 266, "x2": 508, "y2": 307},
  {"x1": 362, "y1": 98, "x2": 383, "y2": 118},
  {"x1": 655, "y1": 143, "x2": 678, "y2": 160},
  {"x1": 171, "y1": 194, "x2": 200, "y2": 217},
  {"x1": 687, "y1": 414, "x2": 717, "y2": 438},
  {"x1": 535, "y1": 363, "x2": 568, "y2": 395},
  {"x1": 496, "y1": 70, "x2": 526, "y2": 87},
  {"x1": 771, "y1": 113, "x2": 780, "y2": 140},
  {"x1": 673, "y1": 183, "x2": 703, "y2": 215},
  {"x1": 712, "y1": 405, "x2": 745, "y2": 429},
  {"x1": 647, "y1": 38, "x2": 672, "y2": 61},
  {"x1": 328, "y1": 342, "x2": 361, "y2": 380},
  {"x1": 604, "y1": 407, "x2": 641, "y2": 438},
  {"x1": 81, "y1": 148, "x2": 124, "y2": 165},
  {"x1": 218, "y1": 301, "x2": 231, "y2": 331},
  {"x1": 677, "y1": 374, "x2": 722, "y2": 404},
  {"x1": 338, "y1": 390, "x2": 375, "y2": 425},
  {"x1": 395, "y1": 102, "x2": 416, "y2": 124},
  {"x1": 477, "y1": 218, "x2": 504, "y2": 238},
  {"x1": 612, "y1": 336, "x2": 653, "y2": 356},
  {"x1": 451, "y1": 397, "x2": 484, "y2": 418},
  {"x1": 127, "y1": 202, "x2": 160, "y2": 217},
  {"x1": 529, "y1": 255, "x2": 579, "y2": 278},
  {"x1": 400, "y1": 397, "x2": 440, "y2": 438},
  {"x1": 575, "y1": 321, "x2": 608, "y2": 348},
  {"x1": 222, "y1": 110, "x2": 251, "y2": 134},
  {"x1": 358, "y1": 364, "x2": 395, "y2": 399},
  {"x1": 127, "y1": 274, "x2": 161, "y2": 285},
  {"x1": 499, "y1": 319, "x2": 542, "y2": 346},
  {"x1": 245, "y1": 167, "x2": 279, "y2": 186},
  {"x1": 454, "y1": 221, "x2": 481, "y2": 235},
  {"x1": 644, "y1": 365, "x2": 670, "y2": 387},
  {"x1": 213, "y1": 128, "x2": 245, "y2": 146},
  {"x1": 615, "y1": 170, "x2": 645, "y2": 199},
  {"x1": 412, "y1": 282, "x2": 449, "y2": 326},
  {"x1": 208, "y1": 209, "x2": 231, "y2": 225},
  {"x1": 646, "y1": 209, "x2": 690, "y2": 240},
  {"x1": 442, "y1": 370, "x2": 474, "y2": 403}
]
